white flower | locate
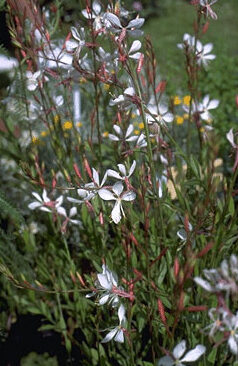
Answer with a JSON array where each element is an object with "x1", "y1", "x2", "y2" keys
[
  {"x1": 57, "y1": 206, "x2": 82, "y2": 226},
  {"x1": 38, "y1": 45, "x2": 73, "y2": 69},
  {"x1": 82, "y1": 0, "x2": 103, "y2": 31},
  {"x1": 128, "y1": 40, "x2": 142, "y2": 60},
  {"x1": 199, "y1": 95, "x2": 219, "y2": 120},
  {"x1": 177, "y1": 33, "x2": 194, "y2": 50},
  {"x1": 26, "y1": 71, "x2": 41, "y2": 91},
  {"x1": 99, "y1": 181, "x2": 136, "y2": 224},
  {"x1": 200, "y1": 0, "x2": 218, "y2": 20},
  {"x1": 203, "y1": 307, "x2": 227, "y2": 338},
  {"x1": 136, "y1": 133, "x2": 147, "y2": 148},
  {"x1": 67, "y1": 169, "x2": 107, "y2": 204},
  {"x1": 109, "y1": 87, "x2": 136, "y2": 109},
  {"x1": 156, "y1": 172, "x2": 167, "y2": 198},
  {"x1": 103, "y1": 12, "x2": 144, "y2": 37},
  {"x1": 223, "y1": 313, "x2": 238, "y2": 355},
  {"x1": 101, "y1": 304, "x2": 127, "y2": 343},
  {"x1": 86, "y1": 264, "x2": 121, "y2": 307},
  {"x1": 109, "y1": 124, "x2": 138, "y2": 142},
  {"x1": 66, "y1": 27, "x2": 86, "y2": 54},
  {"x1": 28, "y1": 190, "x2": 63, "y2": 212},
  {"x1": 196, "y1": 42, "x2": 216, "y2": 67},
  {"x1": 107, "y1": 160, "x2": 136, "y2": 181},
  {"x1": 146, "y1": 103, "x2": 174, "y2": 125},
  {"x1": 158, "y1": 340, "x2": 206, "y2": 366}
]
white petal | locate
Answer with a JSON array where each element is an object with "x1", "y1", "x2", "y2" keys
[
  {"x1": 111, "y1": 201, "x2": 122, "y2": 224},
  {"x1": 32, "y1": 192, "x2": 42, "y2": 202},
  {"x1": 69, "y1": 206, "x2": 77, "y2": 217},
  {"x1": 104, "y1": 13, "x2": 122, "y2": 28},
  {"x1": 108, "y1": 134, "x2": 120, "y2": 141},
  {"x1": 118, "y1": 304, "x2": 126, "y2": 323},
  {"x1": 113, "y1": 125, "x2": 122, "y2": 136},
  {"x1": 126, "y1": 135, "x2": 138, "y2": 142},
  {"x1": 40, "y1": 207, "x2": 51, "y2": 212},
  {"x1": 125, "y1": 124, "x2": 134, "y2": 138},
  {"x1": 42, "y1": 189, "x2": 50, "y2": 202},
  {"x1": 70, "y1": 219, "x2": 81, "y2": 225},
  {"x1": 97, "y1": 274, "x2": 111, "y2": 290},
  {"x1": 65, "y1": 40, "x2": 78, "y2": 51},
  {"x1": 203, "y1": 43, "x2": 213, "y2": 54},
  {"x1": 173, "y1": 340, "x2": 186, "y2": 359},
  {"x1": 122, "y1": 191, "x2": 136, "y2": 201},
  {"x1": 227, "y1": 130, "x2": 235, "y2": 147},
  {"x1": 28, "y1": 202, "x2": 42, "y2": 210},
  {"x1": 129, "y1": 160, "x2": 136, "y2": 177},
  {"x1": 159, "y1": 104, "x2": 168, "y2": 115},
  {"x1": 56, "y1": 195, "x2": 63, "y2": 207},
  {"x1": 112, "y1": 182, "x2": 124, "y2": 196},
  {"x1": 67, "y1": 197, "x2": 83, "y2": 204},
  {"x1": 107, "y1": 169, "x2": 122, "y2": 180},
  {"x1": 129, "y1": 52, "x2": 142, "y2": 60},
  {"x1": 92, "y1": 0, "x2": 101, "y2": 15},
  {"x1": 124, "y1": 87, "x2": 135, "y2": 97},
  {"x1": 81, "y1": 9, "x2": 92, "y2": 19},
  {"x1": 158, "y1": 356, "x2": 174, "y2": 366},
  {"x1": 196, "y1": 40, "x2": 203, "y2": 53},
  {"x1": 92, "y1": 168, "x2": 100, "y2": 186},
  {"x1": 71, "y1": 27, "x2": 81, "y2": 41},
  {"x1": 177, "y1": 229, "x2": 187, "y2": 241},
  {"x1": 163, "y1": 113, "x2": 174, "y2": 123},
  {"x1": 57, "y1": 206, "x2": 67, "y2": 217},
  {"x1": 117, "y1": 164, "x2": 126, "y2": 177},
  {"x1": 99, "y1": 189, "x2": 115, "y2": 201},
  {"x1": 203, "y1": 94, "x2": 210, "y2": 107},
  {"x1": 180, "y1": 345, "x2": 206, "y2": 362},
  {"x1": 204, "y1": 54, "x2": 216, "y2": 60},
  {"x1": 101, "y1": 328, "x2": 118, "y2": 343},
  {"x1": 114, "y1": 329, "x2": 124, "y2": 343},
  {"x1": 194, "y1": 277, "x2": 213, "y2": 292},
  {"x1": 129, "y1": 40, "x2": 142, "y2": 54},
  {"x1": 99, "y1": 294, "x2": 110, "y2": 305},
  {"x1": 208, "y1": 99, "x2": 219, "y2": 110},
  {"x1": 127, "y1": 18, "x2": 144, "y2": 29},
  {"x1": 228, "y1": 336, "x2": 238, "y2": 355}
]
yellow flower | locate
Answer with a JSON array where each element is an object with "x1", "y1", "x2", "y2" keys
[
  {"x1": 183, "y1": 113, "x2": 189, "y2": 119},
  {"x1": 139, "y1": 122, "x2": 144, "y2": 129},
  {"x1": 63, "y1": 121, "x2": 73, "y2": 130},
  {"x1": 103, "y1": 131, "x2": 109, "y2": 138},
  {"x1": 40, "y1": 131, "x2": 48, "y2": 137},
  {"x1": 183, "y1": 95, "x2": 191, "y2": 106},
  {"x1": 131, "y1": 113, "x2": 137, "y2": 119},
  {"x1": 103, "y1": 84, "x2": 110, "y2": 91},
  {"x1": 151, "y1": 138, "x2": 155, "y2": 144},
  {"x1": 80, "y1": 77, "x2": 87, "y2": 84},
  {"x1": 134, "y1": 129, "x2": 140, "y2": 135},
  {"x1": 54, "y1": 114, "x2": 60, "y2": 124},
  {"x1": 175, "y1": 116, "x2": 184, "y2": 125},
  {"x1": 32, "y1": 136, "x2": 40, "y2": 145},
  {"x1": 173, "y1": 96, "x2": 182, "y2": 105},
  {"x1": 200, "y1": 127, "x2": 205, "y2": 133},
  {"x1": 76, "y1": 122, "x2": 82, "y2": 127}
]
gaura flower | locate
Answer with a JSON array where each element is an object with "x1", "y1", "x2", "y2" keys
[
  {"x1": 158, "y1": 340, "x2": 206, "y2": 366},
  {"x1": 57, "y1": 206, "x2": 82, "y2": 232},
  {"x1": 99, "y1": 181, "x2": 136, "y2": 224},
  {"x1": 107, "y1": 160, "x2": 136, "y2": 181},
  {"x1": 109, "y1": 87, "x2": 136, "y2": 109},
  {"x1": 28, "y1": 190, "x2": 63, "y2": 212},
  {"x1": 86, "y1": 264, "x2": 121, "y2": 307},
  {"x1": 146, "y1": 103, "x2": 174, "y2": 125},
  {"x1": 26, "y1": 71, "x2": 42, "y2": 91},
  {"x1": 81, "y1": 0, "x2": 103, "y2": 31},
  {"x1": 101, "y1": 304, "x2": 127, "y2": 343},
  {"x1": 223, "y1": 312, "x2": 238, "y2": 355},
  {"x1": 199, "y1": 95, "x2": 219, "y2": 120},
  {"x1": 66, "y1": 27, "x2": 86, "y2": 55},
  {"x1": 200, "y1": 0, "x2": 218, "y2": 20},
  {"x1": 103, "y1": 12, "x2": 144, "y2": 38},
  {"x1": 109, "y1": 124, "x2": 138, "y2": 142}
]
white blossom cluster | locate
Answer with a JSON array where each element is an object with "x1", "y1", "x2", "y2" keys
[
  {"x1": 86, "y1": 264, "x2": 127, "y2": 343},
  {"x1": 194, "y1": 255, "x2": 238, "y2": 355},
  {"x1": 28, "y1": 161, "x2": 136, "y2": 225}
]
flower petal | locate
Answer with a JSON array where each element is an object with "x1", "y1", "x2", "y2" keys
[
  {"x1": 97, "y1": 274, "x2": 111, "y2": 290},
  {"x1": 111, "y1": 201, "x2": 122, "y2": 224},
  {"x1": 99, "y1": 189, "x2": 115, "y2": 201},
  {"x1": 114, "y1": 329, "x2": 124, "y2": 343},
  {"x1": 28, "y1": 202, "x2": 42, "y2": 210},
  {"x1": 112, "y1": 182, "x2": 124, "y2": 196},
  {"x1": 129, "y1": 40, "x2": 141, "y2": 54},
  {"x1": 107, "y1": 169, "x2": 122, "y2": 180},
  {"x1": 118, "y1": 304, "x2": 126, "y2": 323},
  {"x1": 101, "y1": 328, "x2": 118, "y2": 343},
  {"x1": 180, "y1": 345, "x2": 206, "y2": 362},
  {"x1": 122, "y1": 191, "x2": 136, "y2": 201},
  {"x1": 173, "y1": 340, "x2": 186, "y2": 359}
]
